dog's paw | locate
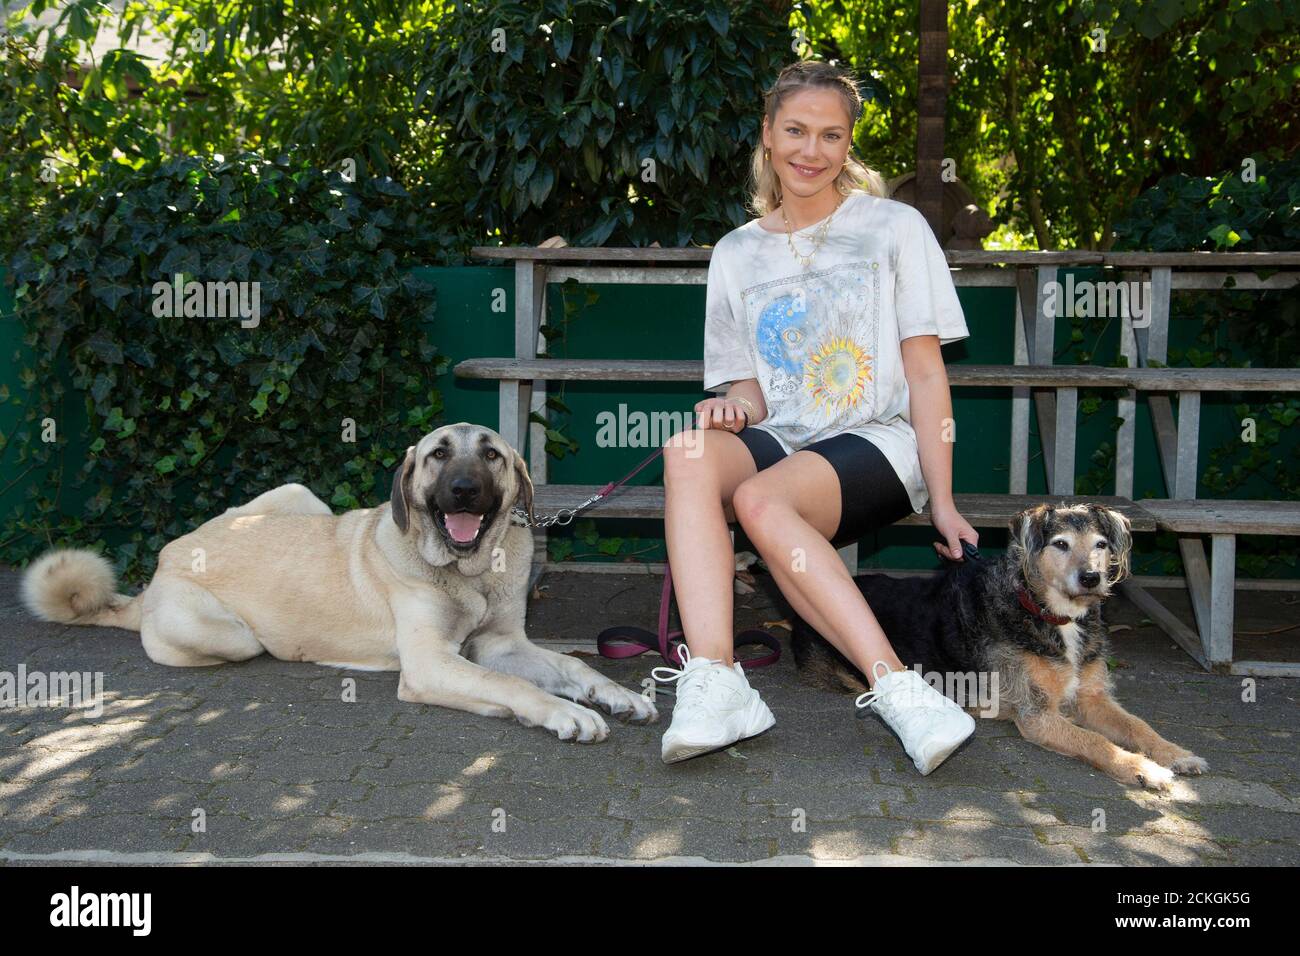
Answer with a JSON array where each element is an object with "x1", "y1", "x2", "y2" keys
[
  {"x1": 1131, "y1": 757, "x2": 1176, "y2": 791},
  {"x1": 583, "y1": 680, "x2": 659, "y2": 724},
  {"x1": 541, "y1": 699, "x2": 609, "y2": 743},
  {"x1": 1171, "y1": 753, "x2": 1209, "y2": 775}
]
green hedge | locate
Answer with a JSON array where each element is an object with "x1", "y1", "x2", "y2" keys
[{"x1": 3, "y1": 151, "x2": 452, "y2": 580}]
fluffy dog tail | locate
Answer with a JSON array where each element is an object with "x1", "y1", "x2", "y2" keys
[{"x1": 20, "y1": 549, "x2": 142, "y2": 631}]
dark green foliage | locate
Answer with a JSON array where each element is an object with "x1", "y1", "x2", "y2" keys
[
  {"x1": 1112, "y1": 154, "x2": 1300, "y2": 255},
  {"x1": 413, "y1": 0, "x2": 796, "y2": 245},
  {"x1": 1074, "y1": 153, "x2": 1299, "y2": 576},
  {"x1": 4, "y1": 151, "x2": 452, "y2": 581}
]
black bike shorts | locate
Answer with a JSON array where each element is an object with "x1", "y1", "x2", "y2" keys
[{"x1": 733, "y1": 426, "x2": 915, "y2": 548}]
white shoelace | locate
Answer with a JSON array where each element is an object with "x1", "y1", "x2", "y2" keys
[
  {"x1": 855, "y1": 661, "x2": 953, "y2": 741},
  {"x1": 854, "y1": 660, "x2": 901, "y2": 711},
  {"x1": 852, "y1": 671, "x2": 946, "y2": 754},
  {"x1": 651, "y1": 645, "x2": 723, "y2": 713}
]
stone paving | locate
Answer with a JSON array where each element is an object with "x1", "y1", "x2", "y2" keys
[{"x1": 1, "y1": 565, "x2": 1297, "y2": 865}]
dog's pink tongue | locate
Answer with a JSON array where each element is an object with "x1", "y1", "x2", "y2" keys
[{"x1": 444, "y1": 512, "x2": 483, "y2": 543}]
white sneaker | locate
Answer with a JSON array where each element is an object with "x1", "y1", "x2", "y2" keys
[
  {"x1": 855, "y1": 661, "x2": 975, "y2": 775},
  {"x1": 652, "y1": 645, "x2": 776, "y2": 763}
]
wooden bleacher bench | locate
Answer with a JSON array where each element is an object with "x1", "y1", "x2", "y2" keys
[
  {"x1": 1126, "y1": 500, "x2": 1300, "y2": 677},
  {"x1": 456, "y1": 358, "x2": 1298, "y2": 392},
  {"x1": 457, "y1": 247, "x2": 1300, "y2": 676},
  {"x1": 530, "y1": 484, "x2": 1154, "y2": 530}
]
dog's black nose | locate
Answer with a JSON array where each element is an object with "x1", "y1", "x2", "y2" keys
[
  {"x1": 450, "y1": 478, "x2": 480, "y2": 501},
  {"x1": 1080, "y1": 571, "x2": 1102, "y2": 589}
]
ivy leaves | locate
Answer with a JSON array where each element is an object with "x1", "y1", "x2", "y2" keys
[
  {"x1": 1113, "y1": 155, "x2": 1300, "y2": 254},
  {"x1": 5, "y1": 150, "x2": 449, "y2": 581},
  {"x1": 413, "y1": 0, "x2": 794, "y2": 245}
]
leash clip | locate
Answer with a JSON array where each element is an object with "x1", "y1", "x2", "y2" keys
[
  {"x1": 509, "y1": 505, "x2": 578, "y2": 528},
  {"x1": 541, "y1": 507, "x2": 577, "y2": 528},
  {"x1": 509, "y1": 447, "x2": 665, "y2": 529},
  {"x1": 513, "y1": 491, "x2": 607, "y2": 529}
]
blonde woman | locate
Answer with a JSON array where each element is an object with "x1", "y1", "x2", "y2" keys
[{"x1": 653, "y1": 61, "x2": 980, "y2": 774}]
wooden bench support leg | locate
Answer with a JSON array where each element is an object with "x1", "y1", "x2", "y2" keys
[
  {"x1": 1143, "y1": 379, "x2": 1216, "y2": 672},
  {"x1": 1114, "y1": 387, "x2": 1136, "y2": 498},
  {"x1": 525, "y1": 262, "x2": 550, "y2": 578},
  {"x1": 1115, "y1": 299, "x2": 1140, "y2": 499},
  {"x1": 513, "y1": 259, "x2": 550, "y2": 585},
  {"x1": 1010, "y1": 269, "x2": 1032, "y2": 494},
  {"x1": 1053, "y1": 386, "x2": 1077, "y2": 496},
  {"x1": 1178, "y1": 537, "x2": 1215, "y2": 651},
  {"x1": 1117, "y1": 580, "x2": 1209, "y2": 671},
  {"x1": 1174, "y1": 391, "x2": 1200, "y2": 499},
  {"x1": 513, "y1": 260, "x2": 537, "y2": 457},
  {"x1": 1208, "y1": 533, "x2": 1236, "y2": 670},
  {"x1": 1024, "y1": 265, "x2": 1058, "y2": 493},
  {"x1": 1034, "y1": 391, "x2": 1058, "y2": 492},
  {"x1": 1169, "y1": 389, "x2": 1214, "y2": 647},
  {"x1": 499, "y1": 380, "x2": 524, "y2": 454}
]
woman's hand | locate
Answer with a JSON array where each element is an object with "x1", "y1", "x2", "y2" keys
[
  {"x1": 694, "y1": 397, "x2": 747, "y2": 432},
  {"x1": 930, "y1": 500, "x2": 978, "y2": 561}
]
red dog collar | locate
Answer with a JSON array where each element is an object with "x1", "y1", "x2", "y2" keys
[{"x1": 1017, "y1": 586, "x2": 1074, "y2": 625}]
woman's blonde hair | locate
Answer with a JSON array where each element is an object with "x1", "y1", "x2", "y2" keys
[{"x1": 748, "y1": 60, "x2": 888, "y2": 218}]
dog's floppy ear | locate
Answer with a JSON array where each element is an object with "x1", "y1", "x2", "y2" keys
[
  {"x1": 1009, "y1": 504, "x2": 1047, "y2": 557},
  {"x1": 1009, "y1": 505, "x2": 1049, "y2": 585},
  {"x1": 512, "y1": 448, "x2": 534, "y2": 527},
  {"x1": 1092, "y1": 505, "x2": 1133, "y2": 585},
  {"x1": 390, "y1": 445, "x2": 415, "y2": 534}
]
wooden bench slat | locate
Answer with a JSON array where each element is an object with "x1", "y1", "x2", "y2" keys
[
  {"x1": 1101, "y1": 251, "x2": 1300, "y2": 267},
  {"x1": 530, "y1": 486, "x2": 1157, "y2": 531},
  {"x1": 469, "y1": 246, "x2": 1300, "y2": 269},
  {"x1": 1137, "y1": 500, "x2": 1300, "y2": 535},
  {"x1": 950, "y1": 367, "x2": 1300, "y2": 391},
  {"x1": 455, "y1": 358, "x2": 1300, "y2": 392},
  {"x1": 458, "y1": 358, "x2": 702, "y2": 381},
  {"x1": 470, "y1": 247, "x2": 714, "y2": 263}
]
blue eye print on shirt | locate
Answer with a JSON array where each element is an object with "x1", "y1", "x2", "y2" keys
[{"x1": 756, "y1": 294, "x2": 813, "y2": 375}]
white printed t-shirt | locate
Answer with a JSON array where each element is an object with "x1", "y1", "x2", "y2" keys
[{"x1": 702, "y1": 191, "x2": 969, "y2": 515}]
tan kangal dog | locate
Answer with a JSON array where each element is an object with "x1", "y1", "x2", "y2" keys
[{"x1": 22, "y1": 423, "x2": 658, "y2": 741}]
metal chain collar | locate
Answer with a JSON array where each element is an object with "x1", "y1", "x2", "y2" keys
[{"x1": 510, "y1": 490, "x2": 607, "y2": 528}]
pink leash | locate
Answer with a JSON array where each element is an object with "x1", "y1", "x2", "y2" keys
[
  {"x1": 515, "y1": 445, "x2": 781, "y2": 670},
  {"x1": 596, "y1": 557, "x2": 782, "y2": 670}
]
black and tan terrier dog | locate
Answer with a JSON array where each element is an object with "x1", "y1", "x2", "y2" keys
[{"x1": 791, "y1": 503, "x2": 1208, "y2": 789}]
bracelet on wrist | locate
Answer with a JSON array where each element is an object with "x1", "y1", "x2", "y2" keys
[{"x1": 730, "y1": 395, "x2": 758, "y2": 421}]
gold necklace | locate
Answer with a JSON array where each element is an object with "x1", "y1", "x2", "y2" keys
[{"x1": 781, "y1": 194, "x2": 845, "y2": 268}]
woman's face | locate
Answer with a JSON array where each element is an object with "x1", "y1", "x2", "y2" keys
[{"x1": 762, "y1": 88, "x2": 853, "y2": 201}]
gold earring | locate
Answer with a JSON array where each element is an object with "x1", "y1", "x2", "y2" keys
[{"x1": 764, "y1": 147, "x2": 771, "y2": 161}]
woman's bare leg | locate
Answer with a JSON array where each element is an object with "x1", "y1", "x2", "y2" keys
[
  {"x1": 661, "y1": 428, "x2": 759, "y2": 666},
  {"x1": 733, "y1": 451, "x2": 905, "y2": 685}
]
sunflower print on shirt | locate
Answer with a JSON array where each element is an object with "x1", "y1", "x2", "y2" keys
[{"x1": 743, "y1": 260, "x2": 881, "y2": 446}]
